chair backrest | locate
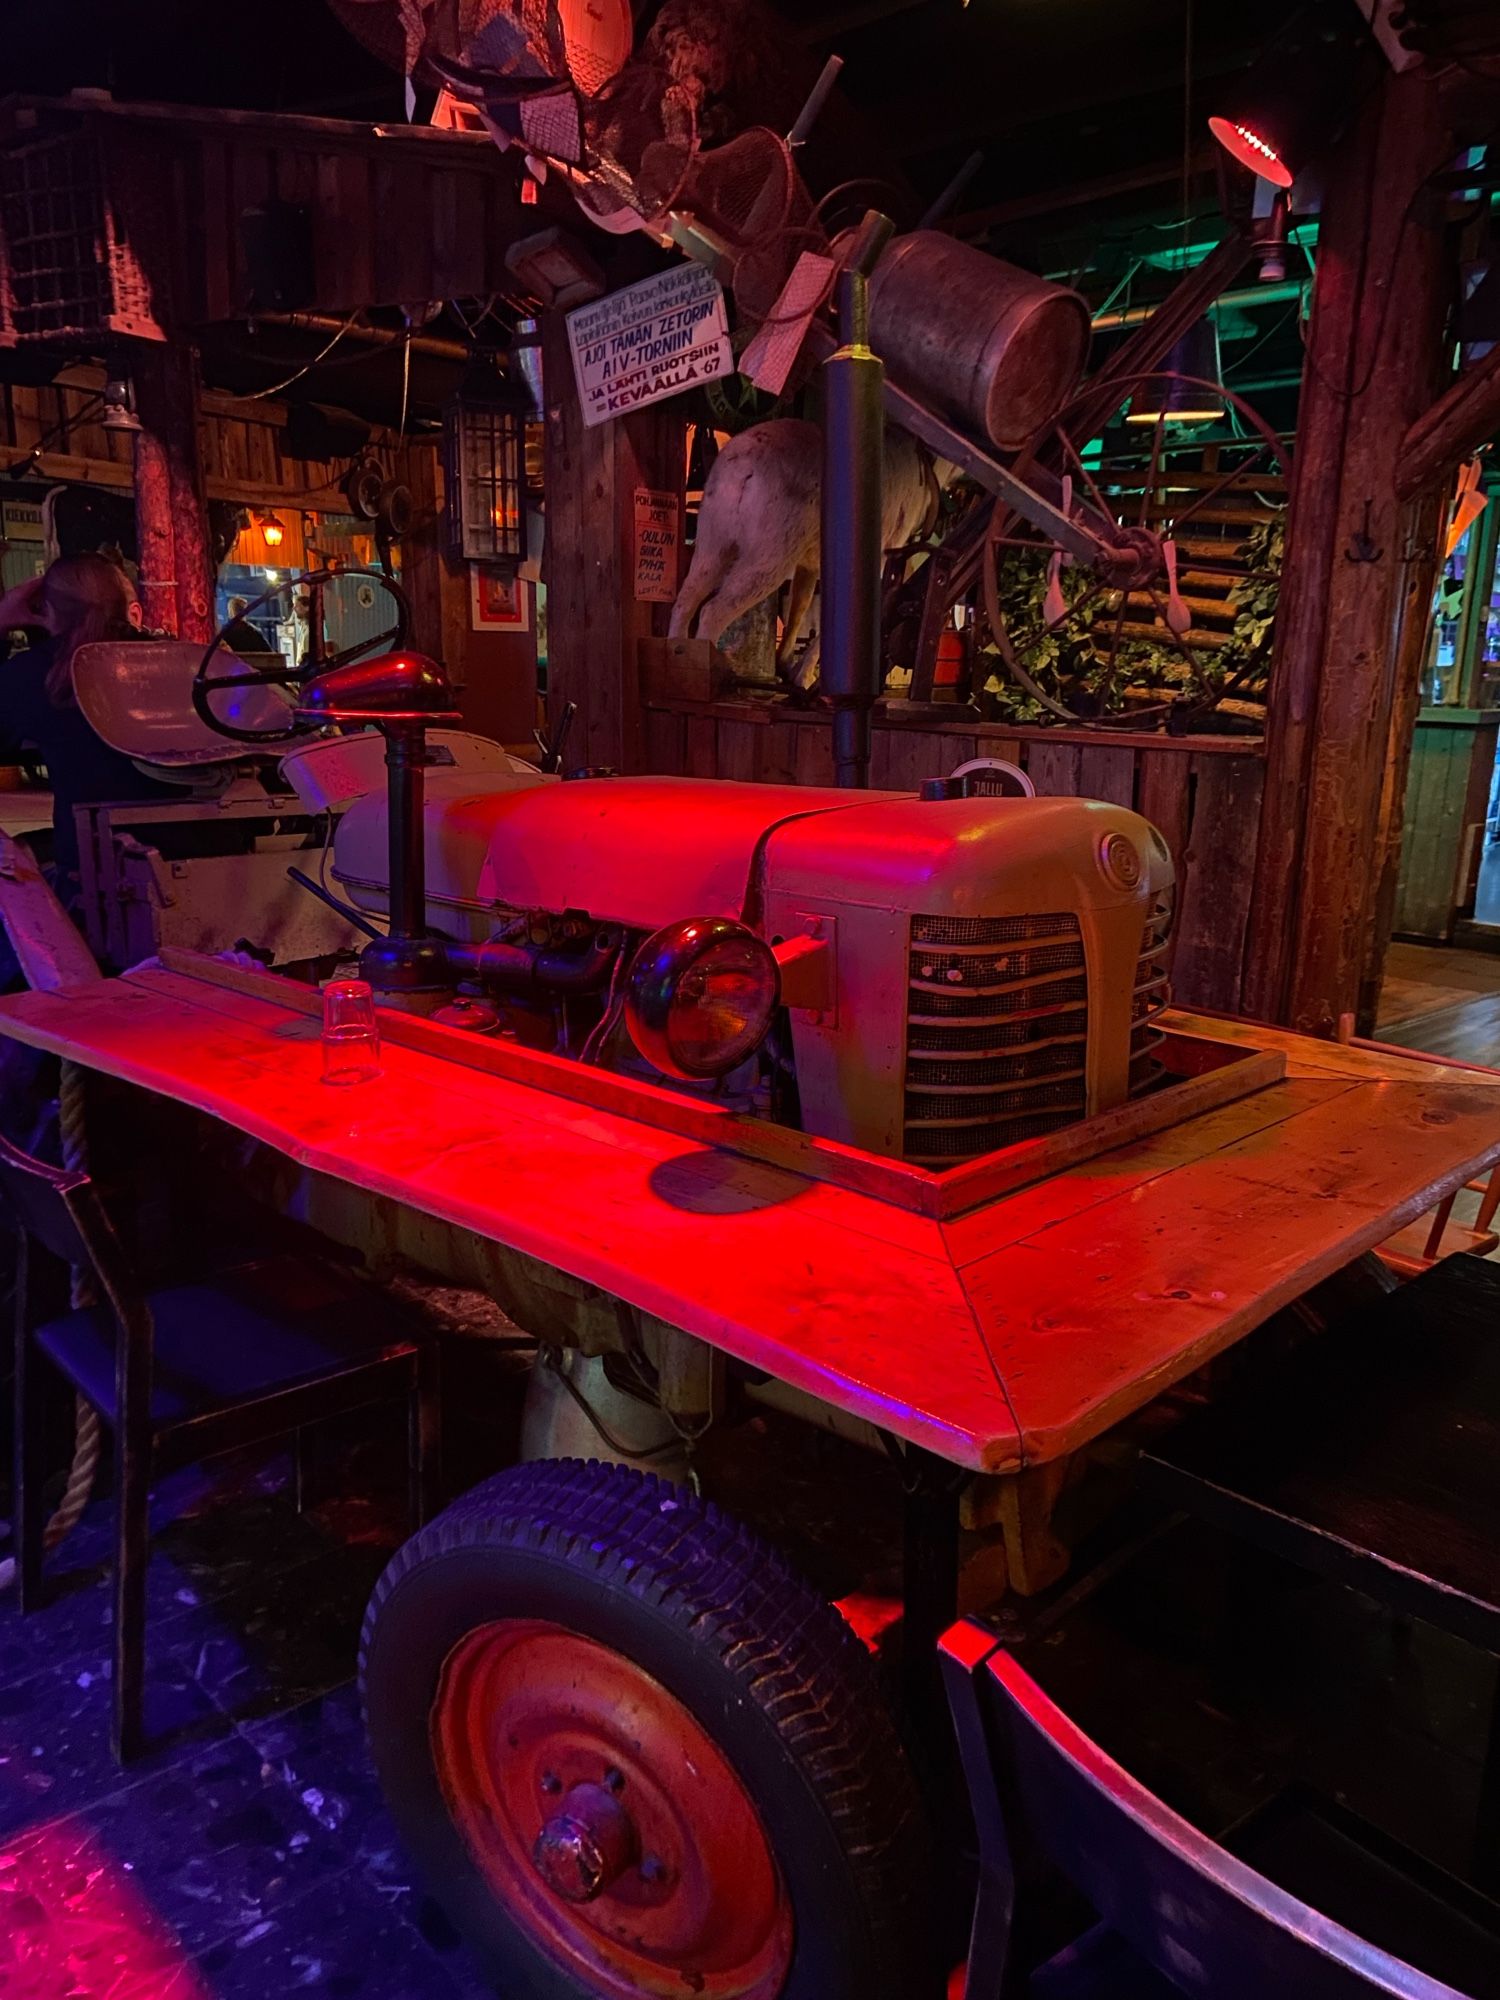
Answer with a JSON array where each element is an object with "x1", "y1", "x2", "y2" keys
[
  {"x1": 0, "y1": 1130, "x2": 137, "y2": 1317},
  {"x1": 941, "y1": 1620, "x2": 1467, "y2": 2000}
]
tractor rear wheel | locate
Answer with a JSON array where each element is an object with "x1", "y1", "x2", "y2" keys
[{"x1": 360, "y1": 1457, "x2": 931, "y2": 2000}]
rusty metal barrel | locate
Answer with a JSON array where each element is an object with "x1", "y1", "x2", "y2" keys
[{"x1": 867, "y1": 231, "x2": 1090, "y2": 452}]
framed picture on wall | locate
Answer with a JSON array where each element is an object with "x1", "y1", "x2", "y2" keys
[{"x1": 470, "y1": 566, "x2": 530, "y2": 632}]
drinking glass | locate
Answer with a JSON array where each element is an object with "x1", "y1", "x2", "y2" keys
[{"x1": 322, "y1": 977, "x2": 382, "y2": 1084}]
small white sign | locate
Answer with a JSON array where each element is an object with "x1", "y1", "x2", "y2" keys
[{"x1": 567, "y1": 265, "x2": 732, "y2": 429}]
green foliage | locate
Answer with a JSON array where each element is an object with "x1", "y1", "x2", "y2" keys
[{"x1": 978, "y1": 513, "x2": 1285, "y2": 725}]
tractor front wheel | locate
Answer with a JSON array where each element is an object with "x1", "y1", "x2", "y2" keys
[{"x1": 359, "y1": 1457, "x2": 931, "y2": 2000}]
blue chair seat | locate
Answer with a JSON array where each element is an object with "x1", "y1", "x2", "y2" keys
[{"x1": 36, "y1": 1255, "x2": 419, "y2": 1432}]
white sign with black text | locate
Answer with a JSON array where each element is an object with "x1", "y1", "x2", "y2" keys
[{"x1": 566, "y1": 265, "x2": 732, "y2": 429}]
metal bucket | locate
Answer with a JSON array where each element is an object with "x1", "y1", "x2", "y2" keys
[{"x1": 868, "y1": 231, "x2": 1090, "y2": 451}]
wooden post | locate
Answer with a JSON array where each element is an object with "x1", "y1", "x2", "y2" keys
[
  {"x1": 1242, "y1": 71, "x2": 1452, "y2": 1035},
  {"x1": 130, "y1": 343, "x2": 215, "y2": 643},
  {"x1": 541, "y1": 312, "x2": 685, "y2": 774}
]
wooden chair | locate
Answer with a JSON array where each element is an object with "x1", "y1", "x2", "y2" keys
[
  {"x1": 1378, "y1": 1164, "x2": 1500, "y2": 1276},
  {"x1": 941, "y1": 1618, "x2": 1500, "y2": 1999},
  {"x1": 3, "y1": 1130, "x2": 440, "y2": 1764}
]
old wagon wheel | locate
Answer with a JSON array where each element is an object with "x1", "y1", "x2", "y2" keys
[
  {"x1": 980, "y1": 369, "x2": 1289, "y2": 729},
  {"x1": 361, "y1": 1458, "x2": 931, "y2": 2000}
]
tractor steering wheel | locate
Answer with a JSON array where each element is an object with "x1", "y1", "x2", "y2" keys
[{"x1": 193, "y1": 566, "x2": 413, "y2": 744}]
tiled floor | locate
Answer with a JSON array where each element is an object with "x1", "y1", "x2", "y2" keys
[{"x1": 0, "y1": 1448, "x2": 490, "y2": 1999}]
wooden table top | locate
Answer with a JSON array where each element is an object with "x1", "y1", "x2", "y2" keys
[{"x1": 0, "y1": 965, "x2": 1497, "y2": 1476}]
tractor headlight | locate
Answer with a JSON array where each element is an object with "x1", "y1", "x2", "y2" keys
[{"x1": 625, "y1": 918, "x2": 780, "y2": 1082}]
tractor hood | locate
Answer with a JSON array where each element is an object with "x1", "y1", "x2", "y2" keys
[{"x1": 334, "y1": 776, "x2": 895, "y2": 933}]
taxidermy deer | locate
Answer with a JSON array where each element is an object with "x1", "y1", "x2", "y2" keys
[{"x1": 669, "y1": 418, "x2": 946, "y2": 686}]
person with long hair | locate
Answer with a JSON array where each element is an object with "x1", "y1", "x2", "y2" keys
[{"x1": 0, "y1": 552, "x2": 175, "y2": 900}]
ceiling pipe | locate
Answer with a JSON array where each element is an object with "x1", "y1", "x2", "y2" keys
[
  {"x1": 1092, "y1": 278, "x2": 1306, "y2": 330},
  {"x1": 245, "y1": 314, "x2": 472, "y2": 363}
]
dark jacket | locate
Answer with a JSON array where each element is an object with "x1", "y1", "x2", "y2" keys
[{"x1": 0, "y1": 640, "x2": 177, "y2": 894}]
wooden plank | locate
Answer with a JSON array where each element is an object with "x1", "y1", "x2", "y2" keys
[
  {"x1": 937, "y1": 1044, "x2": 1285, "y2": 1221},
  {"x1": 760, "y1": 721, "x2": 803, "y2": 786},
  {"x1": 967, "y1": 1073, "x2": 1500, "y2": 1463},
  {"x1": 429, "y1": 165, "x2": 465, "y2": 301},
  {"x1": 716, "y1": 718, "x2": 762, "y2": 783},
  {"x1": 942, "y1": 1075, "x2": 1352, "y2": 1270},
  {"x1": 1077, "y1": 744, "x2": 1135, "y2": 807},
  {"x1": 149, "y1": 952, "x2": 946, "y2": 1210},
  {"x1": 685, "y1": 715, "x2": 719, "y2": 778},
  {"x1": 1172, "y1": 753, "x2": 1265, "y2": 1012},
  {"x1": 674, "y1": 697, "x2": 1256, "y2": 755},
  {"x1": 642, "y1": 707, "x2": 686, "y2": 775},
  {"x1": 871, "y1": 726, "x2": 929, "y2": 791},
  {"x1": 1022, "y1": 741, "x2": 1081, "y2": 797},
  {"x1": 1135, "y1": 749, "x2": 1191, "y2": 869},
  {"x1": 0, "y1": 973, "x2": 1008, "y2": 1468},
  {"x1": 197, "y1": 136, "x2": 232, "y2": 321},
  {"x1": 975, "y1": 733, "x2": 1022, "y2": 768},
  {"x1": 793, "y1": 720, "x2": 835, "y2": 788}
]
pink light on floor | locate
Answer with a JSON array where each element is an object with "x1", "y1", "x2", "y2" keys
[{"x1": 0, "y1": 1822, "x2": 208, "y2": 1999}]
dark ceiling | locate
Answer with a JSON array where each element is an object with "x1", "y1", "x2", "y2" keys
[{"x1": 4, "y1": 0, "x2": 1314, "y2": 428}]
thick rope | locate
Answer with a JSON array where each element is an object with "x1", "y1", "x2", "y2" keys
[
  {"x1": 47, "y1": 1063, "x2": 102, "y2": 1548},
  {"x1": 0, "y1": 1062, "x2": 103, "y2": 1590}
]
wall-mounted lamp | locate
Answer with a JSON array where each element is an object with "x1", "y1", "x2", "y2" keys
[
  {"x1": 257, "y1": 510, "x2": 285, "y2": 549},
  {"x1": 100, "y1": 371, "x2": 142, "y2": 434}
]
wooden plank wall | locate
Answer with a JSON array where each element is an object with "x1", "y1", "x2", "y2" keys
[
  {"x1": 642, "y1": 700, "x2": 1266, "y2": 1015},
  {"x1": 0, "y1": 101, "x2": 543, "y2": 334},
  {"x1": 1392, "y1": 713, "x2": 1498, "y2": 941},
  {"x1": 0, "y1": 365, "x2": 423, "y2": 512}
]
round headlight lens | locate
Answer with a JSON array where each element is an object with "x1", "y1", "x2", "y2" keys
[{"x1": 625, "y1": 918, "x2": 780, "y2": 1081}]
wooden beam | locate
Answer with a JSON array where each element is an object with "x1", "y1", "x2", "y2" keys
[
  {"x1": 1243, "y1": 70, "x2": 1453, "y2": 1035},
  {"x1": 949, "y1": 150, "x2": 1216, "y2": 241},
  {"x1": 1396, "y1": 339, "x2": 1500, "y2": 500},
  {"x1": 130, "y1": 343, "x2": 215, "y2": 643},
  {"x1": 540, "y1": 313, "x2": 686, "y2": 774}
]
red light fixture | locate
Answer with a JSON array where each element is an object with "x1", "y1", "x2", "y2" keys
[
  {"x1": 1207, "y1": 118, "x2": 1294, "y2": 189},
  {"x1": 1207, "y1": 3, "x2": 1368, "y2": 191}
]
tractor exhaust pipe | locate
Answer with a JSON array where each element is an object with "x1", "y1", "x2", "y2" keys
[{"x1": 821, "y1": 210, "x2": 894, "y2": 790}]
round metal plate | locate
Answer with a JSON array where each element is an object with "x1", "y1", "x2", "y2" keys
[{"x1": 431, "y1": 1618, "x2": 793, "y2": 2000}]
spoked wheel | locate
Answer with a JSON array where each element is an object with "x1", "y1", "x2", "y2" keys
[
  {"x1": 361, "y1": 1459, "x2": 930, "y2": 2000},
  {"x1": 981, "y1": 369, "x2": 1288, "y2": 728}
]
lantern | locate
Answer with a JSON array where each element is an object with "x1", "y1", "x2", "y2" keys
[{"x1": 444, "y1": 350, "x2": 529, "y2": 567}]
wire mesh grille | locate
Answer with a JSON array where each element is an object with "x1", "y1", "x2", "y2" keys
[
  {"x1": 0, "y1": 133, "x2": 158, "y2": 343},
  {"x1": 904, "y1": 913, "x2": 1090, "y2": 1168},
  {"x1": 1129, "y1": 887, "x2": 1175, "y2": 1093}
]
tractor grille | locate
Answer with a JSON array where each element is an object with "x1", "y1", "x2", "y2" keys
[
  {"x1": 904, "y1": 913, "x2": 1089, "y2": 1167},
  {"x1": 1129, "y1": 889, "x2": 1174, "y2": 1094}
]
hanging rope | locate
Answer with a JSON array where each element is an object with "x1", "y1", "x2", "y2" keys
[{"x1": 0, "y1": 1061, "x2": 103, "y2": 1593}]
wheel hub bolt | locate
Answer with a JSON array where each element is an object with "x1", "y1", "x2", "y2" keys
[{"x1": 533, "y1": 1783, "x2": 637, "y2": 1904}]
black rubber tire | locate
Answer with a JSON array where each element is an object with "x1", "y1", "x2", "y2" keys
[{"x1": 359, "y1": 1457, "x2": 932, "y2": 2000}]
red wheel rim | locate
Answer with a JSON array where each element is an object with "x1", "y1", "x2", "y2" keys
[{"x1": 431, "y1": 1619, "x2": 794, "y2": 2000}]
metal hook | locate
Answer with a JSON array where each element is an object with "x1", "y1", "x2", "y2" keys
[{"x1": 1344, "y1": 498, "x2": 1383, "y2": 565}]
